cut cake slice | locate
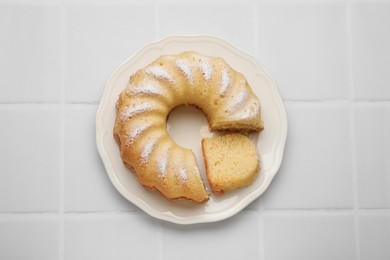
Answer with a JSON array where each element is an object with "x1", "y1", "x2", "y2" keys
[{"x1": 201, "y1": 133, "x2": 259, "y2": 194}]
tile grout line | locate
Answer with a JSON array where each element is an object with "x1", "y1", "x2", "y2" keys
[
  {"x1": 0, "y1": 212, "x2": 60, "y2": 217},
  {"x1": 1, "y1": 99, "x2": 390, "y2": 107},
  {"x1": 347, "y1": 1, "x2": 355, "y2": 102},
  {"x1": 259, "y1": 211, "x2": 265, "y2": 260},
  {"x1": 157, "y1": 220, "x2": 164, "y2": 260},
  {"x1": 0, "y1": 102, "x2": 99, "y2": 107},
  {"x1": 262, "y1": 208, "x2": 371, "y2": 215},
  {"x1": 254, "y1": 3, "x2": 266, "y2": 259},
  {"x1": 284, "y1": 100, "x2": 390, "y2": 105},
  {"x1": 14, "y1": 0, "x2": 258, "y2": 4},
  {"x1": 154, "y1": 2, "x2": 164, "y2": 259},
  {"x1": 346, "y1": 1, "x2": 361, "y2": 259},
  {"x1": 253, "y1": 1, "x2": 259, "y2": 58},
  {"x1": 1, "y1": 208, "x2": 389, "y2": 218},
  {"x1": 350, "y1": 81, "x2": 361, "y2": 260},
  {"x1": 58, "y1": 0, "x2": 66, "y2": 259},
  {"x1": 155, "y1": 0, "x2": 160, "y2": 39}
]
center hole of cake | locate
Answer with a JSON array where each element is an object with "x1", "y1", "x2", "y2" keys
[
  {"x1": 167, "y1": 105, "x2": 209, "y2": 175},
  {"x1": 167, "y1": 105, "x2": 208, "y2": 150}
]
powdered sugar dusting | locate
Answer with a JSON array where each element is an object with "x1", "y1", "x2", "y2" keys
[
  {"x1": 240, "y1": 102, "x2": 261, "y2": 119},
  {"x1": 146, "y1": 66, "x2": 174, "y2": 83},
  {"x1": 178, "y1": 168, "x2": 188, "y2": 183},
  {"x1": 199, "y1": 57, "x2": 213, "y2": 81},
  {"x1": 229, "y1": 88, "x2": 248, "y2": 112},
  {"x1": 128, "y1": 81, "x2": 163, "y2": 96},
  {"x1": 140, "y1": 138, "x2": 157, "y2": 164},
  {"x1": 175, "y1": 59, "x2": 193, "y2": 83},
  {"x1": 120, "y1": 103, "x2": 153, "y2": 120},
  {"x1": 157, "y1": 155, "x2": 168, "y2": 178},
  {"x1": 126, "y1": 123, "x2": 150, "y2": 144},
  {"x1": 219, "y1": 69, "x2": 230, "y2": 94},
  {"x1": 230, "y1": 94, "x2": 261, "y2": 119}
]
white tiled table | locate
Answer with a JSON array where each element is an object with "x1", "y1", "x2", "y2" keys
[{"x1": 0, "y1": 0, "x2": 389, "y2": 259}]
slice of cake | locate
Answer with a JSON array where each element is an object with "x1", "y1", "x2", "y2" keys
[{"x1": 201, "y1": 134, "x2": 259, "y2": 194}]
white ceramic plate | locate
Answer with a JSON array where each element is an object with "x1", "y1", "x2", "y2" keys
[{"x1": 96, "y1": 35, "x2": 287, "y2": 224}]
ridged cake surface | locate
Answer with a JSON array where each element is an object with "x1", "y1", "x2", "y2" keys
[{"x1": 114, "y1": 51, "x2": 263, "y2": 203}]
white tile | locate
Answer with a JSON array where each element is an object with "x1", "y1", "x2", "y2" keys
[
  {"x1": 64, "y1": 106, "x2": 135, "y2": 212},
  {"x1": 64, "y1": 214, "x2": 158, "y2": 260},
  {"x1": 159, "y1": 3, "x2": 255, "y2": 56},
  {"x1": 262, "y1": 104, "x2": 354, "y2": 209},
  {"x1": 257, "y1": 3, "x2": 349, "y2": 100},
  {"x1": 351, "y1": 2, "x2": 390, "y2": 100},
  {"x1": 354, "y1": 104, "x2": 390, "y2": 208},
  {"x1": 0, "y1": 4, "x2": 61, "y2": 103},
  {"x1": 359, "y1": 214, "x2": 390, "y2": 260},
  {"x1": 162, "y1": 212, "x2": 260, "y2": 260},
  {"x1": 65, "y1": 3, "x2": 155, "y2": 102},
  {"x1": 0, "y1": 108, "x2": 60, "y2": 212},
  {"x1": 264, "y1": 213, "x2": 356, "y2": 260},
  {"x1": 0, "y1": 216, "x2": 58, "y2": 260}
]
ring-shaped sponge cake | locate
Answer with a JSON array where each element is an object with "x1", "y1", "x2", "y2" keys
[{"x1": 114, "y1": 51, "x2": 263, "y2": 203}]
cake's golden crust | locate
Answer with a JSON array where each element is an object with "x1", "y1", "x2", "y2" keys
[
  {"x1": 201, "y1": 139, "x2": 220, "y2": 194},
  {"x1": 114, "y1": 51, "x2": 263, "y2": 203},
  {"x1": 123, "y1": 160, "x2": 208, "y2": 203}
]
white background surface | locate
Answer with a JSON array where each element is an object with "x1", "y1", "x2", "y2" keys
[{"x1": 0, "y1": 0, "x2": 389, "y2": 259}]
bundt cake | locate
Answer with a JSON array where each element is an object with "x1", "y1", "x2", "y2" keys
[
  {"x1": 202, "y1": 134, "x2": 259, "y2": 194},
  {"x1": 114, "y1": 51, "x2": 263, "y2": 203}
]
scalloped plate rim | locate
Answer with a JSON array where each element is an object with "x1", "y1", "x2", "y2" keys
[{"x1": 96, "y1": 35, "x2": 288, "y2": 225}]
